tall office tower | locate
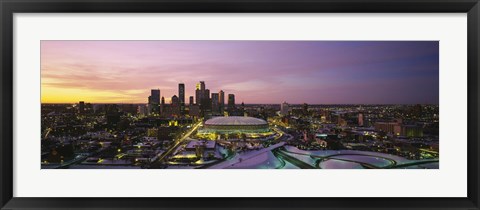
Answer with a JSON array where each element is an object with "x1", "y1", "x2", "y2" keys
[
  {"x1": 189, "y1": 96, "x2": 194, "y2": 106},
  {"x1": 358, "y1": 113, "x2": 364, "y2": 127},
  {"x1": 149, "y1": 89, "x2": 160, "y2": 114},
  {"x1": 219, "y1": 90, "x2": 225, "y2": 113},
  {"x1": 228, "y1": 94, "x2": 236, "y2": 111},
  {"x1": 211, "y1": 93, "x2": 219, "y2": 114},
  {"x1": 200, "y1": 89, "x2": 211, "y2": 113},
  {"x1": 280, "y1": 101, "x2": 289, "y2": 116},
  {"x1": 151, "y1": 89, "x2": 160, "y2": 104},
  {"x1": 78, "y1": 101, "x2": 85, "y2": 114},
  {"x1": 200, "y1": 81, "x2": 205, "y2": 91},
  {"x1": 160, "y1": 96, "x2": 165, "y2": 114},
  {"x1": 178, "y1": 83, "x2": 185, "y2": 114},
  {"x1": 195, "y1": 89, "x2": 201, "y2": 105},
  {"x1": 195, "y1": 82, "x2": 202, "y2": 105},
  {"x1": 205, "y1": 89, "x2": 210, "y2": 97},
  {"x1": 178, "y1": 83, "x2": 185, "y2": 104},
  {"x1": 171, "y1": 95, "x2": 180, "y2": 116},
  {"x1": 204, "y1": 89, "x2": 210, "y2": 104}
]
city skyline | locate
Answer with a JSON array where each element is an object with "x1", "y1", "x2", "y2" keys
[{"x1": 41, "y1": 41, "x2": 439, "y2": 104}]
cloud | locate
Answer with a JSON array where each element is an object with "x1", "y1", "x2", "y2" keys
[{"x1": 40, "y1": 41, "x2": 439, "y2": 104}]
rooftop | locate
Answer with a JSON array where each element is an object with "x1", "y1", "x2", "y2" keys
[{"x1": 204, "y1": 116, "x2": 268, "y2": 126}]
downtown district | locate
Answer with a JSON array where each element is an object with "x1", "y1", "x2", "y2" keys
[{"x1": 41, "y1": 81, "x2": 439, "y2": 169}]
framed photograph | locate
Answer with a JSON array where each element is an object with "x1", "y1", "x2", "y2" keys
[{"x1": 1, "y1": 0, "x2": 479, "y2": 209}]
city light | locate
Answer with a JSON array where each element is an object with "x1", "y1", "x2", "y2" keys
[{"x1": 40, "y1": 41, "x2": 439, "y2": 170}]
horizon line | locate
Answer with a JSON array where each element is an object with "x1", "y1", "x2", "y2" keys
[{"x1": 41, "y1": 102, "x2": 440, "y2": 105}]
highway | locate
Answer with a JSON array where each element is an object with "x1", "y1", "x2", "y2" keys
[
  {"x1": 277, "y1": 148, "x2": 438, "y2": 169},
  {"x1": 385, "y1": 159, "x2": 439, "y2": 169},
  {"x1": 279, "y1": 149, "x2": 396, "y2": 169},
  {"x1": 272, "y1": 149, "x2": 315, "y2": 169}
]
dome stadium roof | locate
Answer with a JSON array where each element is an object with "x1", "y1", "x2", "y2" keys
[{"x1": 204, "y1": 116, "x2": 268, "y2": 126}]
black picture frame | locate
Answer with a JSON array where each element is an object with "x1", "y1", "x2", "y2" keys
[{"x1": 1, "y1": 0, "x2": 479, "y2": 209}]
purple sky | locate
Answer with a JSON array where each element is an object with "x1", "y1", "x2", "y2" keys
[{"x1": 41, "y1": 41, "x2": 439, "y2": 104}]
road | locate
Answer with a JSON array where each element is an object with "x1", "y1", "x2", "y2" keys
[
  {"x1": 385, "y1": 159, "x2": 439, "y2": 169},
  {"x1": 152, "y1": 121, "x2": 202, "y2": 165},
  {"x1": 277, "y1": 149, "x2": 439, "y2": 169},
  {"x1": 53, "y1": 145, "x2": 113, "y2": 169},
  {"x1": 207, "y1": 142, "x2": 286, "y2": 169},
  {"x1": 272, "y1": 149, "x2": 316, "y2": 169}
]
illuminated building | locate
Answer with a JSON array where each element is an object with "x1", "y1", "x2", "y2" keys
[
  {"x1": 179, "y1": 83, "x2": 185, "y2": 114},
  {"x1": 375, "y1": 121, "x2": 402, "y2": 135},
  {"x1": 147, "y1": 128, "x2": 158, "y2": 137},
  {"x1": 195, "y1": 89, "x2": 201, "y2": 105},
  {"x1": 168, "y1": 120, "x2": 179, "y2": 126},
  {"x1": 160, "y1": 96, "x2": 165, "y2": 114},
  {"x1": 228, "y1": 94, "x2": 235, "y2": 111},
  {"x1": 219, "y1": 90, "x2": 225, "y2": 113},
  {"x1": 358, "y1": 113, "x2": 364, "y2": 127},
  {"x1": 195, "y1": 81, "x2": 211, "y2": 116},
  {"x1": 149, "y1": 89, "x2": 160, "y2": 114},
  {"x1": 195, "y1": 82, "x2": 202, "y2": 105},
  {"x1": 171, "y1": 95, "x2": 180, "y2": 116},
  {"x1": 199, "y1": 116, "x2": 271, "y2": 136},
  {"x1": 211, "y1": 93, "x2": 219, "y2": 114},
  {"x1": 201, "y1": 89, "x2": 211, "y2": 112},
  {"x1": 401, "y1": 125, "x2": 424, "y2": 137},
  {"x1": 195, "y1": 81, "x2": 206, "y2": 105}
]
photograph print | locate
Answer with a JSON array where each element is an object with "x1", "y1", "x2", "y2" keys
[{"x1": 41, "y1": 41, "x2": 439, "y2": 169}]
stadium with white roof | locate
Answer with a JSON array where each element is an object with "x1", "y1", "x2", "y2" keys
[{"x1": 196, "y1": 116, "x2": 275, "y2": 140}]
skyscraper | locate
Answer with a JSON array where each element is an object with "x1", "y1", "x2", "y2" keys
[
  {"x1": 170, "y1": 95, "x2": 180, "y2": 117},
  {"x1": 194, "y1": 81, "x2": 211, "y2": 115},
  {"x1": 151, "y1": 89, "x2": 160, "y2": 104},
  {"x1": 160, "y1": 96, "x2": 165, "y2": 114},
  {"x1": 149, "y1": 89, "x2": 160, "y2": 114},
  {"x1": 195, "y1": 82, "x2": 203, "y2": 105},
  {"x1": 211, "y1": 93, "x2": 219, "y2": 114},
  {"x1": 189, "y1": 96, "x2": 194, "y2": 106},
  {"x1": 179, "y1": 83, "x2": 185, "y2": 114},
  {"x1": 228, "y1": 94, "x2": 235, "y2": 111},
  {"x1": 204, "y1": 89, "x2": 210, "y2": 105},
  {"x1": 201, "y1": 89, "x2": 211, "y2": 114},
  {"x1": 195, "y1": 89, "x2": 201, "y2": 105},
  {"x1": 219, "y1": 90, "x2": 225, "y2": 113}
]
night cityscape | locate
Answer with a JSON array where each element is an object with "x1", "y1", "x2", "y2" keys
[{"x1": 41, "y1": 41, "x2": 439, "y2": 169}]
